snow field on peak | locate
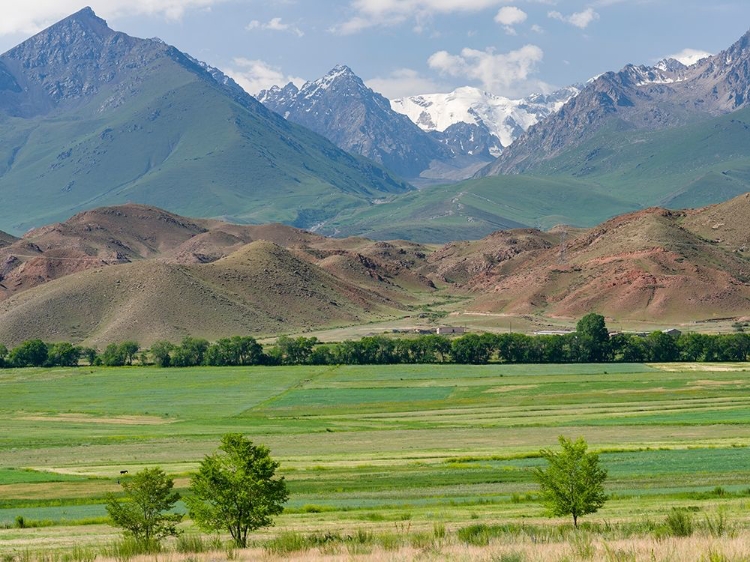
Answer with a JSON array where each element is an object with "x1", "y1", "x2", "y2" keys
[{"x1": 391, "y1": 86, "x2": 579, "y2": 149}]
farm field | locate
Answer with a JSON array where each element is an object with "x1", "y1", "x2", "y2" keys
[{"x1": 1, "y1": 363, "x2": 750, "y2": 560}]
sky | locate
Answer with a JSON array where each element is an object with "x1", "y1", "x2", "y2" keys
[{"x1": 0, "y1": 1, "x2": 749, "y2": 100}]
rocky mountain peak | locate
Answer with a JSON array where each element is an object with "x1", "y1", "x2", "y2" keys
[
  {"x1": 0, "y1": 7, "x2": 166, "y2": 114},
  {"x1": 257, "y1": 82, "x2": 300, "y2": 107},
  {"x1": 4, "y1": 7, "x2": 114, "y2": 64},
  {"x1": 480, "y1": 28, "x2": 750, "y2": 176},
  {"x1": 392, "y1": 85, "x2": 581, "y2": 153},
  {"x1": 258, "y1": 64, "x2": 457, "y2": 179},
  {"x1": 302, "y1": 64, "x2": 368, "y2": 99},
  {"x1": 655, "y1": 58, "x2": 688, "y2": 73}
]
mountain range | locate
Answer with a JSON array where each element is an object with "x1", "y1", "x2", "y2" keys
[
  {"x1": 1, "y1": 8, "x2": 750, "y2": 246},
  {"x1": 1, "y1": 194, "x2": 748, "y2": 345},
  {"x1": 0, "y1": 8, "x2": 409, "y2": 235},
  {"x1": 259, "y1": 68, "x2": 579, "y2": 183},
  {"x1": 483, "y1": 32, "x2": 750, "y2": 176},
  {"x1": 319, "y1": 32, "x2": 750, "y2": 241}
]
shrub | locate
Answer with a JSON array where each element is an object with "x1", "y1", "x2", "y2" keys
[
  {"x1": 100, "y1": 537, "x2": 160, "y2": 561},
  {"x1": 665, "y1": 508, "x2": 693, "y2": 537},
  {"x1": 458, "y1": 523, "x2": 491, "y2": 546},
  {"x1": 703, "y1": 507, "x2": 732, "y2": 538},
  {"x1": 376, "y1": 532, "x2": 403, "y2": 551},
  {"x1": 175, "y1": 534, "x2": 210, "y2": 554},
  {"x1": 265, "y1": 531, "x2": 307, "y2": 555}
]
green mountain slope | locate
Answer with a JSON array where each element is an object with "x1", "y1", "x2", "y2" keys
[
  {"x1": 326, "y1": 174, "x2": 640, "y2": 243},
  {"x1": 0, "y1": 9, "x2": 409, "y2": 235},
  {"x1": 329, "y1": 108, "x2": 750, "y2": 242},
  {"x1": 526, "y1": 107, "x2": 750, "y2": 208}
]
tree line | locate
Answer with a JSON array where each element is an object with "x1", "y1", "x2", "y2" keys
[{"x1": 1, "y1": 315, "x2": 749, "y2": 369}]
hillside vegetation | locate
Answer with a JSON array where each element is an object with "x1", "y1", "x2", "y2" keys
[{"x1": 333, "y1": 108, "x2": 750, "y2": 241}]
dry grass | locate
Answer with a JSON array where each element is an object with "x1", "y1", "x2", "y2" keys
[
  {"x1": 17, "y1": 413, "x2": 174, "y2": 425},
  {"x1": 39, "y1": 533, "x2": 750, "y2": 562}
]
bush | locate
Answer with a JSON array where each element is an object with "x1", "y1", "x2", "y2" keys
[
  {"x1": 703, "y1": 507, "x2": 732, "y2": 538},
  {"x1": 265, "y1": 531, "x2": 307, "y2": 555},
  {"x1": 665, "y1": 508, "x2": 693, "y2": 537},
  {"x1": 457, "y1": 523, "x2": 492, "y2": 546},
  {"x1": 100, "y1": 537, "x2": 161, "y2": 561},
  {"x1": 175, "y1": 534, "x2": 211, "y2": 554}
]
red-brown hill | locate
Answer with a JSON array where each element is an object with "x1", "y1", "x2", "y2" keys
[{"x1": 459, "y1": 202, "x2": 750, "y2": 322}]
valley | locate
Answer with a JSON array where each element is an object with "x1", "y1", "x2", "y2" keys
[{"x1": 1, "y1": 5, "x2": 750, "y2": 561}]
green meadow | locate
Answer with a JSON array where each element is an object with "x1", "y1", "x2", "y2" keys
[{"x1": 1, "y1": 363, "x2": 750, "y2": 554}]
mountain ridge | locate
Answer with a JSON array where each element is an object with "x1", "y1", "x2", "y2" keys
[
  {"x1": 0, "y1": 8, "x2": 410, "y2": 235},
  {"x1": 481, "y1": 29, "x2": 750, "y2": 176}
]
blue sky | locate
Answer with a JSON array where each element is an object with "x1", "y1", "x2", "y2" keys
[{"x1": 1, "y1": 1, "x2": 750, "y2": 99}]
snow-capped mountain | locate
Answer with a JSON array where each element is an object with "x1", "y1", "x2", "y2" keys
[
  {"x1": 482, "y1": 29, "x2": 750, "y2": 176},
  {"x1": 258, "y1": 65, "x2": 453, "y2": 179},
  {"x1": 391, "y1": 86, "x2": 581, "y2": 157}
]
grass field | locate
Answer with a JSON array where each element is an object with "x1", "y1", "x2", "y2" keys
[{"x1": 1, "y1": 363, "x2": 750, "y2": 560}]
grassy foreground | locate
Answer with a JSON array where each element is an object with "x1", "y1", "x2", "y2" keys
[{"x1": 1, "y1": 363, "x2": 750, "y2": 560}]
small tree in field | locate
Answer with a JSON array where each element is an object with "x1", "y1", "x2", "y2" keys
[
  {"x1": 533, "y1": 436, "x2": 607, "y2": 527},
  {"x1": 105, "y1": 467, "x2": 181, "y2": 550},
  {"x1": 187, "y1": 434, "x2": 288, "y2": 548}
]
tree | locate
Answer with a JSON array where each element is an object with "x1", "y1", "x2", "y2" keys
[
  {"x1": 575, "y1": 313, "x2": 610, "y2": 362},
  {"x1": 532, "y1": 436, "x2": 608, "y2": 527},
  {"x1": 187, "y1": 434, "x2": 288, "y2": 548},
  {"x1": 8, "y1": 339, "x2": 48, "y2": 367},
  {"x1": 81, "y1": 347, "x2": 98, "y2": 366},
  {"x1": 105, "y1": 467, "x2": 181, "y2": 549},
  {"x1": 46, "y1": 342, "x2": 81, "y2": 367},
  {"x1": 150, "y1": 341, "x2": 174, "y2": 367},
  {"x1": 451, "y1": 334, "x2": 491, "y2": 364},
  {"x1": 171, "y1": 337, "x2": 210, "y2": 367},
  {"x1": 272, "y1": 336, "x2": 317, "y2": 365},
  {"x1": 645, "y1": 331, "x2": 679, "y2": 362},
  {"x1": 119, "y1": 341, "x2": 140, "y2": 366},
  {"x1": 0, "y1": 344, "x2": 7, "y2": 368},
  {"x1": 101, "y1": 343, "x2": 127, "y2": 366}
]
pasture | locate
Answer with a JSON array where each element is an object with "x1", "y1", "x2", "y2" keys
[{"x1": 1, "y1": 362, "x2": 750, "y2": 559}]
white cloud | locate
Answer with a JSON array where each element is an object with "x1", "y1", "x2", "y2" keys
[
  {"x1": 225, "y1": 58, "x2": 305, "y2": 96},
  {"x1": 365, "y1": 68, "x2": 444, "y2": 99},
  {"x1": 495, "y1": 6, "x2": 526, "y2": 35},
  {"x1": 495, "y1": 6, "x2": 527, "y2": 26},
  {"x1": 667, "y1": 48, "x2": 712, "y2": 66},
  {"x1": 428, "y1": 44, "x2": 549, "y2": 96},
  {"x1": 548, "y1": 8, "x2": 599, "y2": 29},
  {"x1": 333, "y1": 0, "x2": 508, "y2": 34},
  {"x1": 247, "y1": 17, "x2": 303, "y2": 37},
  {"x1": 0, "y1": 1, "x2": 229, "y2": 36}
]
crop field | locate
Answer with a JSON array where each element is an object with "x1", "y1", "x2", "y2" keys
[{"x1": 1, "y1": 363, "x2": 750, "y2": 560}]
